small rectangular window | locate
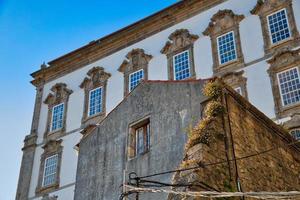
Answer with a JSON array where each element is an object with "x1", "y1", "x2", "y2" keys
[
  {"x1": 129, "y1": 69, "x2": 144, "y2": 92},
  {"x1": 267, "y1": 9, "x2": 291, "y2": 44},
  {"x1": 42, "y1": 154, "x2": 58, "y2": 187},
  {"x1": 135, "y1": 122, "x2": 150, "y2": 156},
  {"x1": 173, "y1": 50, "x2": 191, "y2": 80},
  {"x1": 291, "y1": 129, "x2": 300, "y2": 140},
  {"x1": 217, "y1": 31, "x2": 237, "y2": 65},
  {"x1": 89, "y1": 87, "x2": 103, "y2": 116},
  {"x1": 51, "y1": 103, "x2": 64, "y2": 132},
  {"x1": 277, "y1": 67, "x2": 300, "y2": 106}
]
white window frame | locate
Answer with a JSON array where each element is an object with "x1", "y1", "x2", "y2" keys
[
  {"x1": 216, "y1": 31, "x2": 237, "y2": 65},
  {"x1": 50, "y1": 103, "x2": 64, "y2": 132},
  {"x1": 172, "y1": 50, "x2": 191, "y2": 80},
  {"x1": 88, "y1": 86, "x2": 103, "y2": 117},
  {"x1": 42, "y1": 154, "x2": 58, "y2": 187},
  {"x1": 277, "y1": 67, "x2": 300, "y2": 107},
  {"x1": 267, "y1": 8, "x2": 291, "y2": 45},
  {"x1": 129, "y1": 69, "x2": 144, "y2": 92}
]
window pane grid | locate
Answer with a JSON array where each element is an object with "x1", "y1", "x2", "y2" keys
[
  {"x1": 89, "y1": 87, "x2": 102, "y2": 116},
  {"x1": 135, "y1": 123, "x2": 150, "y2": 156},
  {"x1": 43, "y1": 154, "x2": 58, "y2": 187},
  {"x1": 217, "y1": 31, "x2": 237, "y2": 65},
  {"x1": 136, "y1": 128, "x2": 144, "y2": 155},
  {"x1": 51, "y1": 104, "x2": 64, "y2": 131},
  {"x1": 129, "y1": 70, "x2": 144, "y2": 91},
  {"x1": 278, "y1": 68, "x2": 300, "y2": 106},
  {"x1": 268, "y1": 9, "x2": 290, "y2": 44},
  {"x1": 291, "y1": 130, "x2": 300, "y2": 140},
  {"x1": 173, "y1": 51, "x2": 191, "y2": 80}
]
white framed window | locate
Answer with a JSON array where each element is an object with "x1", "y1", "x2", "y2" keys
[
  {"x1": 42, "y1": 154, "x2": 58, "y2": 187},
  {"x1": 234, "y1": 87, "x2": 242, "y2": 95},
  {"x1": 277, "y1": 67, "x2": 300, "y2": 106},
  {"x1": 173, "y1": 50, "x2": 191, "y2": 80},
  {"x1": 267, "y1": 9, "x2": 291, "y2": 44},
  {"x1": 217, "y1": 31, "x2": 237, "y2": 65},
  {"x1": 88, "y1": 87, "x2": 103, "y2": 117},
  {"x1": 51, "y1": 103, "x2": 64, "y2": 132},
  {"x1": 291, "y1": 129, "x2": 300, "y2": 140},
  {"x1": 129, "y1": 69, "x2": 144, "y2": 92},
  {"x1": 135, "y1": 122, "x2": 150, "y2": 156}
]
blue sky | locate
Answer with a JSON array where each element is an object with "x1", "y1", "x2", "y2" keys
[{"x1": 0, "y1": 0, "x2": 177, "y2": 199}]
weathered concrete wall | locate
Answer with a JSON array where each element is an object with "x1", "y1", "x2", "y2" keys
[{"x1": 74, "y1": 80, "x2": 207, "y2": 200}]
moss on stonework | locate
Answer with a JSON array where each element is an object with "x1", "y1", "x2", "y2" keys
[
  {"x1": 185, "y1": 80, "x2": 225, "y2": 149},
  {"x1": 204, "y1": 101, "x2": 226, "y2": 117},
  {"x1": 202, "y1": 80, "x2": 223, "y2": 99}
]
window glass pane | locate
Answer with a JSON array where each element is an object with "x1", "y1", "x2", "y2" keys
[
  {"x1": 129, "y1": 70, "x2": 144, "y2": 92},
  {"x1": 234, "y1": 87, "x2": 242, "y2": 95},
  {"x1": 217, "y1": 31, "x2": 237, "y2": 65},
  {"x1": 268, "y1": 9, "x2": 291, "y2": 44},
  {"x1": 51, "y1": 104, "x2": 64, "y2": 131},
  {"x1": 43, "y1": 154, "x2": 58, "y2": 187},
  {"x1": 173, "y1": 51, "x2": 191, "y2": 80},
  {"x1": 291, "y1": 129, "x2": 300, "y2": 140},
  {"x1": 135, "y1": 123, "x2": 150, "y2": 156},
  {"x1": 136, "y1": 128, "x2": 144, "y2": 155},
  {"x1": 89, "y1": 87, "x2": 102, "y2": 116},
  {"x1": 277, "y1": 68, "x2": 300, "y2": 106}
]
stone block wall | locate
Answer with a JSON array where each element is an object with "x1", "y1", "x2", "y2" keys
[
  {"x1": 170, "y1": 80, "x2": 300, "y2": 199},
  {"x1": 226, "y1": 87, "x2": 300, "y2": 192}
]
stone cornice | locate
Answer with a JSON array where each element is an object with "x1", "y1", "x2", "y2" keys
[{"x1": 30, "y1": 0, "x2": 226, "y2": 86}]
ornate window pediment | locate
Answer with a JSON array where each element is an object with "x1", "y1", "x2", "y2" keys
[
  {"x1": 161, "y1": 29, "x2": 199, "y2": 55},
  {"x1": 161, "y1": 29, "x2": 198, "y2": 80},
  {"x1": 118, "y1": 48, "x2": 152, "y2": 74},
  {"x1": 80, "y1": 67, "x2": 111, "y2": 125},
  {"x1": 118, "y1": 48, "x2": 152, "y2": 96},
  {"x1": 251, "y1": 0, "x2": 300, "y2": 55},
  {"x1": 267, "y1": 48, "x2": 300, "y2": 118},
  {"x1": 284, "y1": 113, "x2": 300, "y2": 130},
  {"x1": 44, "y1": 83, "x2": 72, "y2": 139},
  {"x1": 36, "y1": 140, "x2": 63, "y2": 195},
  {"x1": 251, "y1": 0, "x2": 290, "y2": 16},
  {"x1": 222, "y1": 70, "x2": 248, "y2": 99},
  {"x1": 267, "y1": 48, "x2": 300, "y2": 70},
  {"x1": 44, "y1": 83, "x2": 72, "y2": 106},
  {"x1": 203, "y1": 10, "x2": 244, "y2": 37},
  {"x1": 203, "y1": 10, "x2": 245, "y2": 75}
]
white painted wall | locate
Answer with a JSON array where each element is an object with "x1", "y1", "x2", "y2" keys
[
  {"x1": 28, "y1": 0, "x2": 300, "y2": 199},
  {"x1": 29, "y1": 132, "x2": 80, "y2": 199}
]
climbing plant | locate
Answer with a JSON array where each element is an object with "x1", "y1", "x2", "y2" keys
[{"x1": 185, "y1": 80, "x2": 225, "y2": 149}]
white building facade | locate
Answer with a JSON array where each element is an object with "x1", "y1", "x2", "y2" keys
[{"x1": 16, "y1": 0, "x2": 300, "y2": 199}]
